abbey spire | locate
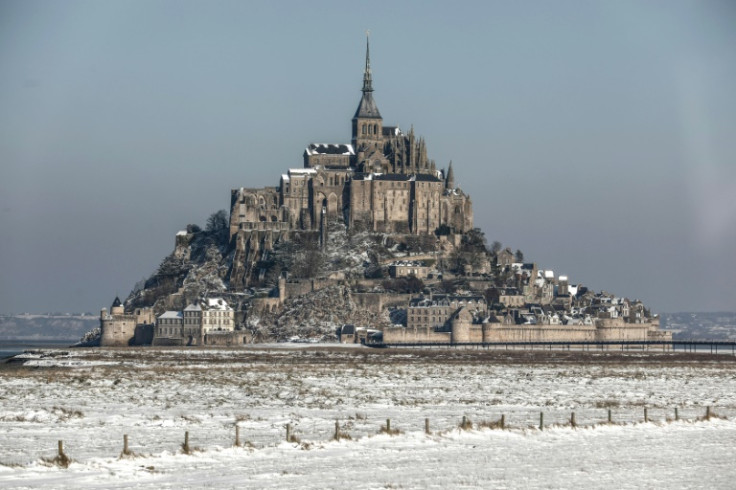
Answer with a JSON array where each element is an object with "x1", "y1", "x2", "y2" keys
[
  {"x1": 362, "y1": 33, "x2": 373, "y2": 93},
  {"x1": 352, "y1": 33, "x2": 383, "y2": 152}
]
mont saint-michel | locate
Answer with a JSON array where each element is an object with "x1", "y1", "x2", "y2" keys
[{"x1": 95, "y1": 39, "x2": 670, "y2": 348}]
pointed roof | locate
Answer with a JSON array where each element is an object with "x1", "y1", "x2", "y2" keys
[
  {"x1": 111, "y1": 296, "x2": 122, "y2": 308},
  {"x1": 445, "y1": 161, "x2": 455, "y2": 188},
  {"x1": 354, "y1": 34, "x2": 382, "y2": 119}
]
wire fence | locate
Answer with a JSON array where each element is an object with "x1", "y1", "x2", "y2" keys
[{"x1": 30, "y1": 404, "x2": 731, "y2": 468}]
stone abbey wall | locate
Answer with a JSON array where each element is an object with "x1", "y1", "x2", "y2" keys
[{"x1": 383, "y1": 313, "x2": 670, "y2": 345}]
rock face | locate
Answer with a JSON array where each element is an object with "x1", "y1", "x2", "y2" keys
[
  {"x1": 246, "y1": 284, "x2": 392, "y2": 342},
  {"x1": 126, "y1": 227, "x2": 233, "y2": 316}
]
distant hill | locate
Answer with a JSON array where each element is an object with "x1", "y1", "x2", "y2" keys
[
  {"x1": 662, "y1": 312, "x2": 736, "y2": 340},
  {"x1": 0, "y1": 314, "x2": 98, "y2": 341}
]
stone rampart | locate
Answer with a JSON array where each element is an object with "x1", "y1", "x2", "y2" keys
[
  {"x1": 351, "y1": 292, "x2": 412, "y2": 313},
  {"x1": 483, "y1": 324, "x2": 597, "y2": 343},
  {"x1": 383, "y1": 326, "x2": 450, "y2": 343}
]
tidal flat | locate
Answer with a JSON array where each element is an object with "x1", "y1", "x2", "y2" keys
[{"x1": 1, "y1": 346, "x2": 735, "y2": 489}]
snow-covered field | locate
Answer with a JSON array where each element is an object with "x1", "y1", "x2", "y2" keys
[{"x1": 1, "y1": 346, "x2": 736, "y2": 489}]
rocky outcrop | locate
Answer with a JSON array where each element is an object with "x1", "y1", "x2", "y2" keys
[{"x1": 246, "y1": 284, "x2": 392, "y2": 342}]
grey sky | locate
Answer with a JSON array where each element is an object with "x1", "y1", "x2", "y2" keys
[{"x1": 1, "y1": 1, "x2": 734, "y2": 314}]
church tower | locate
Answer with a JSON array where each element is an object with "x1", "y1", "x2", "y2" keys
[{"x1": 352, "y1": 35, "x2": 383, "y2": 154}]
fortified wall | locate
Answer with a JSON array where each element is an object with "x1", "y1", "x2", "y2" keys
[{"x1": 383, "y1": 308, "x2": 671, "y2": 345}]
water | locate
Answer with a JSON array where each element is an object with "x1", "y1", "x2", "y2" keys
[{"x1": 0, "y1": 339, "x2": 75, "y2": 360}]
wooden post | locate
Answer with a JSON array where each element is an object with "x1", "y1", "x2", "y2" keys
[
  {"x1": 644, "y1": 408, "x2": 648, "y2": 423},
  {"x1": 123, "y1": 434, "x2": 129, "y2": 455},
  {"x1": 58, "y1": 440, "x2": 64, "y2": 458},
  {"x1": 334, "y1": 420, "x2": 340, "y2": 440},
  {"x1": 386, "y1": 418, "x2": 391, "y2": 433},
  {"x1": 235, "y1": 425, "x2": 240, "y2": 447},
  {"x1": 571, "y1": 412, "x2": 576, "y2": 428},
  {"x1": 501, "y1": 414, "x2": 505, "y2": 429},
  {"x1": 608, "y1": 409, "x2": 612, "y2": 424},
  {"x1": 706, "y1": 406, "x2": 711, "y2": 420},
  {"x1": 425, "y1": 418, "x2": 430, "y2": 435},
  {"x1": 539, "y1": 412, "x2": 544, "y2": 431},
  {"x1": 286, "y1": 423, "x2": 291, "y2": 442},
  {"x1": 462, "y1": 415, "x2": 467, "y2": 429},
  {"x1": 183, "y1": 431, "x2": 190, "y2": 453},
  {"x1": 675, "y1": 407, "x2": 679, "y2": 421}
]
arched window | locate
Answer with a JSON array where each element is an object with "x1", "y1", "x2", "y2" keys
[
  {"x1": 362, "y1": 125, "x2": 366, "y2": 135},
  {"x1": 374, "y1": 124, "x2": 378, "y2": 134}
]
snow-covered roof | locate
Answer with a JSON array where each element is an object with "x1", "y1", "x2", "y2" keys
[
  {"x1": 390, "y1": 260, "x2": 426, "y2": 267},
  {"x1": 176, "y1": 230, "x2": 188, "y2": 236},
  {"x1": 206, "y1": 298, "x2": 232, "y2": 311},
  {"x1": 305, "y1": 143, "x2": 355, "y2": 156},
  {"x1": 184, "y1": 304, "x2": 202, "y2": 312},
  {"x1": 559, "y1": 275, "x2": 568, "y2": 282},
  {"x1": 158, "y1": 311, "x2": 183, "y2": 319},
  {"x1": 288, "y1": 168, "x2": 318, "y2": 176}
]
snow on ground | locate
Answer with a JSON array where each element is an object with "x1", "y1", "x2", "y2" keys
[{"x1": 1, "y1": 347, "x2": 735, "y2": 489}]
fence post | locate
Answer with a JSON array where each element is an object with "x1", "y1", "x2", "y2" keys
[
  {"x1": 123, "y1": 434, "x2": 129, "y2": 455},
  {"x1": 539, "y1": 412, "x2": 544, "y2": 431},
  {"x1": 644, "y1": 408, "x2": 648, "y2": 423},
  {"x1": 608, "y1": 409, "x2": 612, "y2": 424},
  {"x1": 286, "y1": 423, "x2": 291, "y2": 442},
  {"x1": 235, "y1": 425, "x2": 240, "y2": 447},
  {"x1": 425, "y1": 418, "x2": 430, "y2": 435},
  {"x1": 386, "y1": 419, "x2": 391, "y2": 433},
  {"x1": 58, "y1": 440, "x2": 64, "y2": 458},
  {"x1": 675, "y1": 407, "x2": 679, "y2": 421},
  {"x1": 571, "y1": 412, "x2": 576, "y2": 428},
  {"x1": 334, "y1": 420, "x2": 340, "y2": 440},
  {"x1": 706, "y1": 406, "x2": 711, "y2": 420},
  {"x1": 501, "y1": 414, "x2": 505, "y2": 430}
]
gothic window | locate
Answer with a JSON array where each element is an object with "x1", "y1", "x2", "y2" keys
[
  {"x1": 362, "y1": 125, "x2": 367, "y2": 135},
  {"x1": 374, "y1": 124, "x2": 378, "y2": 134}
]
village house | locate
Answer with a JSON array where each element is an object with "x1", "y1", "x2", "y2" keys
[
  {"x1": 152, "y1": 298, "x2": 239, "y2": 346},
  {"x1": 388, "y1": 260, "x2": 430, "y2": 279},
  {"x1": 407, "y1": 295, "x2": 487, "y2": 331}
]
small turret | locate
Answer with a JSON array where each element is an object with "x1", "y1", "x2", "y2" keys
[
  {"x1": 111, "y1": 296, "x2": 124, "y2": 316},
  {"x1": 445, "y1": 161, "x2": 455, "y2": 189}
]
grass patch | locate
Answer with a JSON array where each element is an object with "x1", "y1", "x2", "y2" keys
[{"x1": 477, "y1": 417, "x2": 505, "y2": 430}]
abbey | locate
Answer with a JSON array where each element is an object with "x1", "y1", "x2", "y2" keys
[{"x1": 228, "y1": 38, "x2": 473, "y2": 241}]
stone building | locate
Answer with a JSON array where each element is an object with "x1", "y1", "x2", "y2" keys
[
  {"x1": 388, "y1": 260, "x2": 430, "y2": 279},
  {"x1": 153, "y1": 311, "x2": 183, "y2": 345},
  {"x1": 227, "y1": 37, "x2": 473, "y2": 272},
  {"x1": 99, "y1": 297, "x2": 154, "y2": 347},
  {"x1": 152, "y1": 298, "x2": 239, "y2": 346},
  {"x1": 407, "y1": 295, "x2": 487, "y2": 331}
]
